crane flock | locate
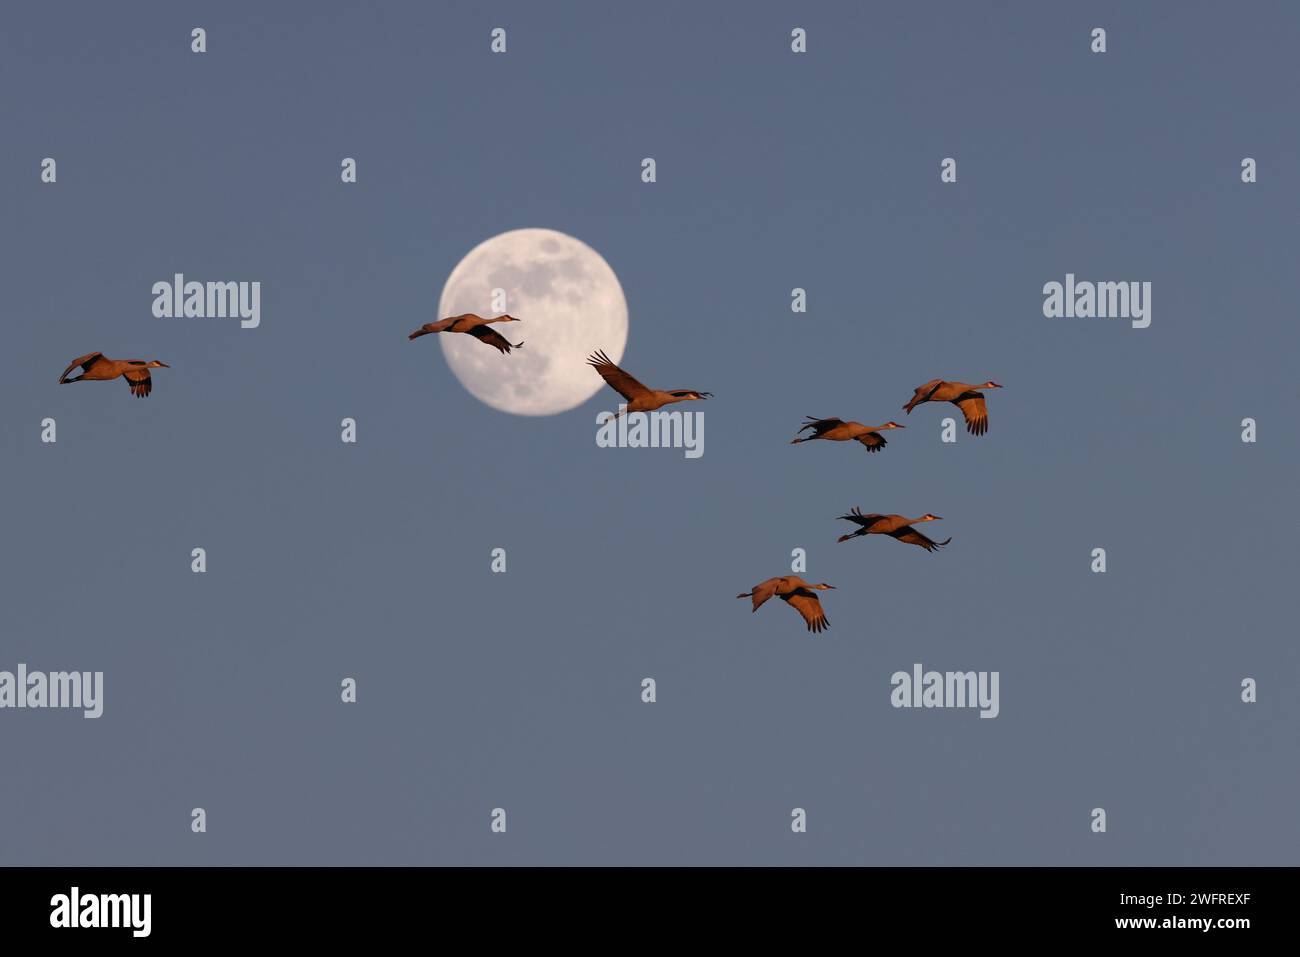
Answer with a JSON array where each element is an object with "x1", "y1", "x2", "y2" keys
[{"x1": 58, "y1": 311, "x2": 1000, "y2": 637}]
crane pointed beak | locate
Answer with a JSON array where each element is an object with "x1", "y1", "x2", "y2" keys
[{"x1": 158, "y1": 362, "x2": 170, "y2": 368}]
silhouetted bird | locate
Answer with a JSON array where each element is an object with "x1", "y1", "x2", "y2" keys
[
  {"x1": 790, "y1": 416, "x2": 905, "y2": 452},
  {"x1": 409, "y1": 313, "x2": 523, "y2": 354},
  {"x1": 902, "y1": 379, "x2": 1002, "y2": 435},
  {"x1": 736, "y1": 576, "x2": 835, "y2": 634},
  {"x1": 58, "y1": 352, "x2": 170, "y2": 398},
  {"x1": 836, "y1": 509, "x2": 951, "y2": 552},
  {"x1": 587, "y1": 349, "x2": 711, "y2": 417}
]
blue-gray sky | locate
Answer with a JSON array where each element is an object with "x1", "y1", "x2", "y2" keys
[{"x1": 1, "y1": 1, "x2": 1297, "y2": 864}]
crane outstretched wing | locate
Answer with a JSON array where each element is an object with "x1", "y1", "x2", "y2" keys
[
  {"x1": 123, "y1": 364, "x2": 153, "y2": 398},
  {"x1": 783, "y1": 589, "x2": 830, "y2": 633},
  {"x1": 739, "y1": 577, "x2": 783, "y2": 612},
  {"x1": 467, "y1": 325, "x2": 521, "y2": 354},
  {"x1": 408, "y1": 315, "x2": 465, "y2": 339},
  {"x1": 59, "y1": 352, "x2": 103, "y2": 382},
  {"x1": 587, "y1": 350, "x2": 651, "y2": 401},
  {"x1": 838, "y1": 507, "x2": 886, "y2": 529},
  {"x1": 890, "y1": 526, "x2": 950, "y2": 552},
  {"x1": 798, "y1": 416, "x2": 843, "y2": 436},
  {"x1": 903, "y1": 378, "x2": 944, "y2": 413},
  {"x1": 952, "y1": 392, "x2": 989, "y2": 435}
]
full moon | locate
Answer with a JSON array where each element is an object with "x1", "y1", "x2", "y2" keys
[{"x1": 436, "y1": 228, "x2": 629, "y2": 416}]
